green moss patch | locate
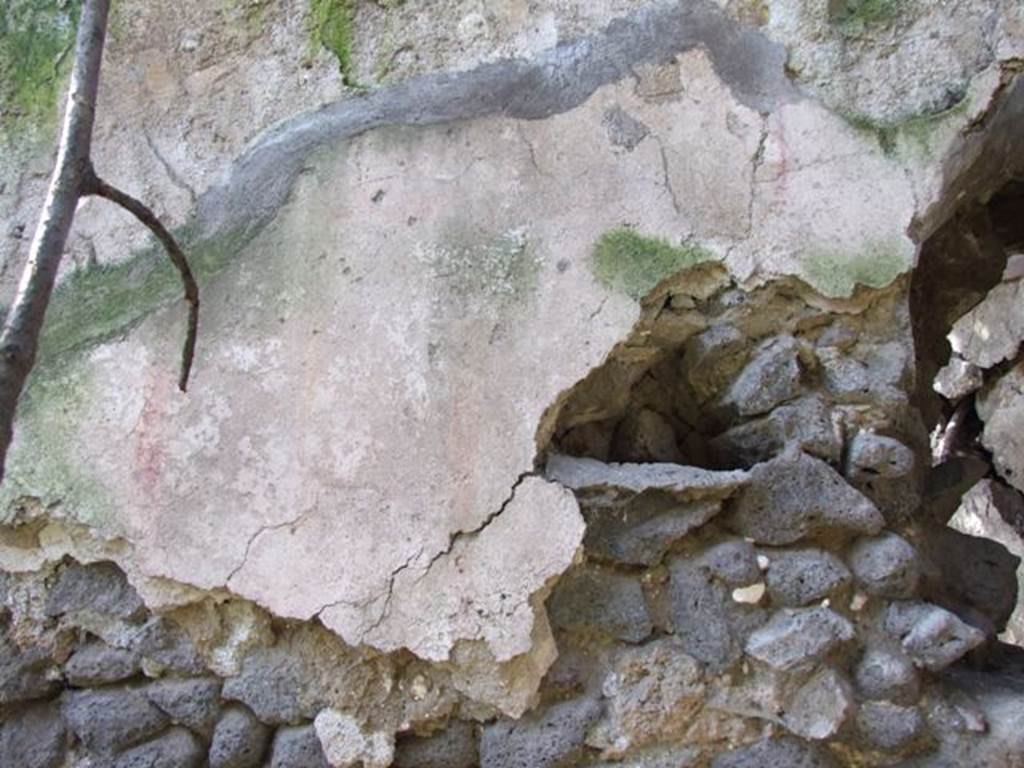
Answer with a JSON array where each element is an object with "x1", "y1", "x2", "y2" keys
[
  {"x1": 591, "y1": 228, "x2": 715, "y2": 301},
  {"x1": 39, "y1": 224, "x2": 254, "y2": 364},
  {"x1": 802, "y1": 242, "x2": 909, "y2": 298},
  {"x1": 830, "y1": 0, "x2": 906, "y2": 34},
  {"x1": 0, "y1": 354, "x2": 115, "y2": 530},
  {"x1": 0, "y1": 0, "x2": 81, "y2": 146},
  {"x1": 310, "y1": 0, "x2": 356, "y2": 85}
]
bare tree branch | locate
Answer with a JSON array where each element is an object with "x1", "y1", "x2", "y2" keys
[
  {"x1": 0, "y1": 0, "x2": 110, "y2": 484},
  {"x1": 82, "y1": 170, "x2": 200, "y2": 392},
  {"x1": 0, "y1": 0, "x2": 199, "y2": 484}
]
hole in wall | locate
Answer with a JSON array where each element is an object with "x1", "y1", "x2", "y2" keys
[
  {"x1": 911, "y1": 173, "x2": 1024, "y2": 652},
  {"x1": 524, "y1": 107, "x2": 1024, "y2": 758},
  {"x1": 910, "y1": 177, "x2": 1024, "y2": 452},
  {"x1": 536, "y1": 264, "x2": 906, "y2": 476}
]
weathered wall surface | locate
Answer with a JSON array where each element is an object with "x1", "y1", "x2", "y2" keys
[{"x1": 1, "y1": 1, "x2": 1024, "y2": 766}]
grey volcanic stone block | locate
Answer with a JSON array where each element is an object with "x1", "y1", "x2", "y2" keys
[
  {"x1": 600, "y1": 638, "x2": 705, "y2": 752},
  {"x1": 949, "y1": 279, "x2": 1024, "y2": 369},
  {"x1": 846, "y1": 433, "x2": 915, "y2": 479},
  {"x1": 764, "y1": 548, "x2": 851, "y2": 606},
  {"x1": 853, "y1": 645, "x2": 920, "y2": 703},
  {"x1": 708, "y1": 395, "x2": 841, "y2": 467},
  {"x1": 745, "y1": 607, "x2": 854, "y2": 671},
  {"x1": 976, "y1": 362, "x2": 1024, "y2": 493},
  {"x1": 44, "y1": 561, "x2": 145, "y2": 619},
  {"x1": 130, "y1": 617, "x2": 205, "y2": 676},
  {"x1": 62, "y1": 687, "x2": 169, "y2": 754},
  {"x1": 269, "y1": 725, "x2": 330, "y2": 768},
  {"x1": 818, "y1": 341, "x2": 909, "y2": 406},
  {"x1": 612, "y1": 408, "x2": 683, "y2": 463},
  {"x1": 480, "y1": 697, "x2": 603, "y2": 768},
  {"x1": 924, "y1": 527, "x2": 1021, "y2": 632},
  {"x1": 224, "y1": 653, "x2": 307, "y2": 726},
  {"x1": 668, "y1": 554, "x2": 766, "y2": 670},
  {"x1": 210, "y1": 706, "x2": 271, "y2": 768},
  {"x1": 394, "y1": 720, "x2": 478, "y2": 768},
  {"x1": 547, "y1": 565, "x2": 653, "y2": 643},
  {"x1": 685, "y1": 324, "x2": 750, "y2": 402},
  {"x1": 65, "y1": 642, "x2": 141, "y2": 687},
  {"x1": 222, "y1": 625, "x2": 365, "y2": 727},
  {"x1": 546, "y1": 454, "x2": 748, "y2": 502},
  {"x1": 884, "y1": 602, "x2": 985, "y2": 671},
  {"x1": 145, "y1": 677, "x2": 223, "y2": 737},
  {"x1": 718, "y1": 335, "x2": 803, "y2": 417},
  {"x1": 847, "y1": 533, "x2": 920, "y2": 598},
  {"x1": 933, "y1": 356, "x2": 983, "y2": 400},
  {"x1": 725, "y1": 449, "x2": 883, "y2": 545},
  {"x1": 905, "y1": 611, "x2": 988, "y2": 670},
  {"x1": 583, "y1": 491, "x2": 722, "y2": 566},
  {"x1": 696, "y1": 539, "x2": 760, "y2": 587},
  {"x1": 0, "y1": 631, "x2": 59, "y2": 704},
  {"x1": 0, "y1": 700, "x2": 66, "y2": 768},
  {"x1": 856, "y1": 701, "x2": 924, "y2": 751},
  {"x1": 783, "y1": 667, "x2": 854, "y2": 741},
  {"x1": 113, "y1": 727, "x2": 204, "y2": 768},
  {"x1": 710, "y1": 736, "x2": 838, "y2": 767}
]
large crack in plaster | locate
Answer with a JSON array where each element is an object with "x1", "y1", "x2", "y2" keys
[
  {"x1": 225, "y1": 504, "x2": 319, "y2": 587},
  {"x1": 315, "y1": 472, "x2": 536, "y2": 640},
  {"x1": 745, "y1": 117, "x2": 770, "y2": 237},
  {"x1": 318, "y1": 475, "x2": 585, "y2": 662},
  {"x1": 654, "y1": 136, "x2": 684, "y2": 216},
  {"x1": 143, "y1": 129, "x2": 198, "y2": 207}
]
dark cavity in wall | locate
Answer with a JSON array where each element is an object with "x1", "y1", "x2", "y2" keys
[
  {"x1": 911, "y1": 177, "x2": 1024, "y2": 453},
  {"x1": 908, "y1": 164, "x2": 1024, "y2": 658}
]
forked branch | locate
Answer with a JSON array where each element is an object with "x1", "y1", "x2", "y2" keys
[
  {"x1": 83, "y1": 169, "x2": 199, "y2": 392},
  {"x1": 0, "y1": 0, "x2": 198, "y2": 484}
]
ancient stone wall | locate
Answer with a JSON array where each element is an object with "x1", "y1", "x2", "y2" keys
[{"x1": 1, "y1": 1, "x2": 1024, "y2": 766}]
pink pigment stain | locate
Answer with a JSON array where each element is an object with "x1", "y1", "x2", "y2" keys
[{"x1": 132, "y1": 369, "x2": 175, "y2": 500}]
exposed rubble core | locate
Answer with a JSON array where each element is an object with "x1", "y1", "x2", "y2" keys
[{"x1": 523, "y1": 260, "x2": 1022, "y2": 766}]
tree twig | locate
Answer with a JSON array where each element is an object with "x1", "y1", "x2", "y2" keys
[
  {"x1": 82, "y1": 168, "x2": 199, "y2": 392},
  {"x1": 0, "y1": 0, "x2": 200, "y2": 486}
]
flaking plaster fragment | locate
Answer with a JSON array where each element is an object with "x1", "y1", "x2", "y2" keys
[
  {"x1": 321, "y1": 477, "x2": 584, "y2": 663},
  {"x1": 444, "y1": 601, "x2": 560, "y2": 719}
]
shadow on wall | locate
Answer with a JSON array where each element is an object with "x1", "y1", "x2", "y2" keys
[{"x1": 911, "y1": 175, "x2": 1024, "y2": 649}]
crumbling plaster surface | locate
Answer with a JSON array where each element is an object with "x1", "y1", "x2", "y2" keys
[{"x1": 1, "y1": 0, "x2": 1023, "y2": 722}]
